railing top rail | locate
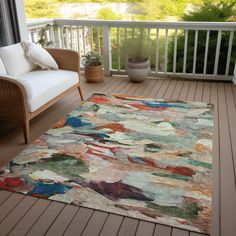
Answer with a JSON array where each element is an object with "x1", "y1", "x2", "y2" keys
[
  {"x1": 54, "y1": 19, "x2": 236, "y2": 30},
  {"x1": 27, "y1": 19, "x2": 236, "y2": 31},
  {"x1": 27, "y1": 19, "x2": 54, "y2": 30}
]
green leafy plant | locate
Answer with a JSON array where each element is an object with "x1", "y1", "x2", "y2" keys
[
  {"x1": 123, "y1": 28, "x2": 149, "y2": 60},
  {"x1": 82, "y1": 52, "x2": 102, "y2": 67},
  {"x1": 37, "y1": 24, "x2": 54, "y2": 47}
]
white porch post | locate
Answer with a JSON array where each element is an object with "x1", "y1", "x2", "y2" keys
[{"x1": 15, "y1": 0, "x2": 28, "y2": 40}]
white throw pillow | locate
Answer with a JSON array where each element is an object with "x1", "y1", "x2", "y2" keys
[
  {"x1": 0, "y1": 43, "x2": 37, "y2": 76},
  {"x1": 21, "y1": 41, "x2": 58, "y2": 70}
]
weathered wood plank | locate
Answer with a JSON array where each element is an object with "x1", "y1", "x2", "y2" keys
[
  {"x1": 171, "y1": 228, "x2": 189, "y2": 236},
  {"x1": 133, "y1": 80, "x2": 150, "y2": 96},
  {"x1": 0, "y1": 190, "x2": 12, "y2": 205},
  {"x1": 232, "y1": 84, "x2": 236, "y2": 105},
  {"x1": 218, "y1": 83, "x2": 236, "y2": 236},
  {"x1": 81, "y1": 210, "x2": 108, "y2": 236},
  {"x1": 0, "y1": 193, "x2": 24, "y2": 223},
  {"x1": 155, "y1": 80, "x2": 172, "y2": 98},
  {"x1": 27, "y1": 202, "x2": 65, "y2": 236},
  {"x1": 225, "y1": 83, "x2": 236, "y2": 183},
  {"x1": 0, "y1": 196, "x2": 37, "y2": 235},
  {"x1": 117, "y1": 218, "x2": 139, "y2": 236},
  {"x1": 99, "y1": 214, "x2": 123, "y2": 236},
  {"x1": 178, "y1": 80, "x2": 191, "y2": 101},
  {"x1": 126, "y1": 81, "x2": 143, "y2": 95},
  {"x1": 202, "y1": 82, "x2": 211, "y2": 103},
  {"x1": 163, "y1": 80, "x2": 177, "y2": 100},
  {"x1": 148, "y1": 79, "x2": 164, "y2": 98},
  {"x1": 210, "y1": 83, "x2": 220, "y2": 236},
  {"x1": 170, "y1": 80, "x2": 183, "y2": 100},
  {"x1": 135, "y1": 221, "x2": 155, "y2": 236},
  {"x1": 63, "y1": 207, "x2": 94, "y2": 236},
  {"x1": 112, "y1": 79, "x2": 130, "y2": 94},
  {"x1": 98, "y1": 77, "x2": 126, "y2": 95},
  {"x1": 190, "y1": 232, "x2": 206, "y2": 236},
  {"x1": 81, "y1": 76, "x2": 112, "y2": 97},
  {"x1": 187, "y1": 81, "x2": 197, "y2": 101},
  {"x1": 105, "y1": 77, "x2": 128, "y2": 94},
  {"x1": 8, "y1": 199, "x2": 50, "y2": 236},
  {"x1": 118, "y1": 81, "x2": 134, "y2": 94},
  {"x1": 153, "y1": 224, "x2": 172, "y2": 236},
  {"x1": 140, "y1": 79, "x2": 157, "y2": 96},
  {"x1": 45, "y1": 204, "x2": 79, "y2": 236},
  {"x1": 194, "y1": 81, "x2": 204, "y2": 101}
]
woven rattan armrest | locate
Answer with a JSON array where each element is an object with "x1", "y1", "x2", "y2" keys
[
  {"x1": 0, "y1": 76, "x2": 29, "y2": 121},
  {"x1": 46, "y1": 48, "x2": 80, "y2": 73}
]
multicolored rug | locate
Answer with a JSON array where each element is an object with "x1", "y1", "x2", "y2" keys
[{"x1": 0, "y1": 93, "x2": 213, "y2": 233}]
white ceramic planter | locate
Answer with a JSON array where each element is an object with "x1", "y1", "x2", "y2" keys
[{"x1": 126, "y1": 57, "x2": 150, "y2": 82}]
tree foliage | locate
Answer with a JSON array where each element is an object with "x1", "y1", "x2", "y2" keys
[
  {"x1": 133, "y1": 0, "x2": 186, "y2": 20},
  {"x1": 25, "y1": 0, "x2": 236, "y2": 21},
  {"x1": 24, "y1": 0, "x2": 61, "y2": 18},
  {"x1": 24, "y1": 0, "x2": 142, "y2": 19},
  {"x1": 182, "y1": 0, "x2": 236, "y2": 22},
  {"x1": 97, "y1": 7, "x2": 123, "y2": 20}
]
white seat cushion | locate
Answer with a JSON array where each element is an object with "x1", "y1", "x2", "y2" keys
[
  {"x1": 0, "y1": 43, "x2": 37, "y2": 76},
  {"x1": 18, "y1": 69, "x2": 79, "y2": 112},
  {"x1": 0, "y1": 57, "x2": 7, "y2": 74}
]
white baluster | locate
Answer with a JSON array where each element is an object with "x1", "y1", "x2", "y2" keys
[
  {"x1": 173, "y1": 29, "x2": 178, "y2": 74},
  {"x1": 183, "y1": 29, "x2": 188, "y2": 74},
  {"x1": 193, "y1": 30, "x2": 198, "y2": 74},
  {"x1": 203, "y1": 30, "x2": 210, "y2": 75},
  {"x1": 214, "y1": 30, "x2": 222, "y2": 75},
  {"x1": 225, "y1": 31, "x2": 234, "y2": 76},
  {"x1": 155, "y1": 28, "x2": 159, "y2": 74}
]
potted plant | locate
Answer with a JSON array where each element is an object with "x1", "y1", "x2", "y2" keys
[
  {"x1": 125, "y1": 28, "x2": 150, "y2": 83},
  {"x1": 37, "y1": 24, "x2": 55, "y2": 47},
  {"x1": 82, "y1": 52, "x2": 103, "y2": 83}
]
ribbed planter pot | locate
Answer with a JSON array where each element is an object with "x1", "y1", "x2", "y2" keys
[
  {"x1": 126, "y1": 57, "x2": 150, "y2": 82},
  {"x1": 84, "y1": 65, "x2": 104, "y2": 83}
]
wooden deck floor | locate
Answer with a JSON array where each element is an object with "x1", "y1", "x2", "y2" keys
[{"x1": 0, "y1": 76, "x2": 236, "y2": 236}]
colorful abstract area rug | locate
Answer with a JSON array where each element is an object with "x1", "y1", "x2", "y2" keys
[{"x1": 0, "y1": 93, "x2": 213, "y2": 234}]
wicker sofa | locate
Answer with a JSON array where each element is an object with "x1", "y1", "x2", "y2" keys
[{"x1": 0, "y1": 43, "x2": 83, "y2": 144}]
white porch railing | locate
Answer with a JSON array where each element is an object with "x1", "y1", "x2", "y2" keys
[{"x1": 27, "y1": 19, "x2": 236, "y2": 81}]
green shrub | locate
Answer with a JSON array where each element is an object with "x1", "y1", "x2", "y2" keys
[{"x1": 168, "y1": 0, "x2": 236, "y2": 75}]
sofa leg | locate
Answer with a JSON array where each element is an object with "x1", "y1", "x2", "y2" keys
[
  {"x1": 23, "y1": 120, "x2": 30, "y2": 144},
  {"x1": 78, "y1": 85, "x2": 84, "y2": 101}
]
